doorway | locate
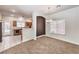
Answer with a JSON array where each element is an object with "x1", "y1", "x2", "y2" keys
[
  {"x1": 0, "y1": 22, "x2": 2, "y2": 42},
  {"x1": 36, "y1": 16, "x2": 45, "y2": 36}
]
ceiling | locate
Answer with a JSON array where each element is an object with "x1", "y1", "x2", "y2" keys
[{"x1": 0, "y1": 5, "x2": 78, "y2": 17}]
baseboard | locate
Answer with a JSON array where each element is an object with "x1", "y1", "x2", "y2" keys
[
  {"x1": 45, "y1": 35, "x2": 79, "y2": 45},
  {"x1": 36, "y1": 35, "x2": 46, "y2": 38},
  {"x1": 0, "y1": 41, "x2": 21, "y2": 52},
  {"x1": 33, "y1": 35, "x2": 46, "y2": 40},
  {"x1": 27, "y1": 35, "x2": 79, "y2": 45},
  {"x1": 1, "y1": 35, "x2": 79, "y2": 53},
  {"x1": 0, "y1": 35, "x2": 45, "y2": 52}
]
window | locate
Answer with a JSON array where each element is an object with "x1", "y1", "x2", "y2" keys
[
  {"x1": 17, "y1": 17, "x2": 25, "y2": 27},
  {"x1": 17, "y1": 21, "x2": 25, "y2": 27},
  {"x1": 3, "y1": 21, "x2": 11, "y2": 36},
  {"x1": 4, "y1": 22, "x2": 11, "y2": 33},
  {"x1": 50, "y1": 20, "x2": 65, "y2": 34},
  {"x1": 50, "y1": 20, "x2": 57, "y2": 33}
]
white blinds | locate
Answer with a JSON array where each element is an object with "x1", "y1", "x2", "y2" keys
[
  {"x1": 50, "y1": 20, "x2": 57, "y2": 33},
  {"x1": 50, "y1": 20, "x2": 65, "y2": 34}
]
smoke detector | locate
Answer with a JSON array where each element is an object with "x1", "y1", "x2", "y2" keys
[{"x1": 48, "y1": 7, "x2": 51, "y2": 10}]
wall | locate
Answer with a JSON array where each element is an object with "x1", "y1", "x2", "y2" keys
[
  {"x1": 46, "y1": 6, "x2": 79, "y2": 45},
  {"x1": 23, "y1": 12, "x2": 46, "y2": 41},
  {"x1": 32, "y1": 12, "x2": 46, "y2": 40}
]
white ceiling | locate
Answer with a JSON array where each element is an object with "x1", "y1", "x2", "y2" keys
[{"x1": 0, "y1": 5, "x2": 78, "y2": 17}]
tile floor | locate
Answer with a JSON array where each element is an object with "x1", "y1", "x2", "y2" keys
[
  {"x1": 0, "y1": 35, "x2": 22, "y2": 52},
  {"x1": 1, "y1": 36, "x2": 79, "y2": 54}
]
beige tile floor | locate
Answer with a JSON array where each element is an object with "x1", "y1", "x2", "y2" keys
[{"x1": 0, "y1": 35, "x2": 22, "y2": 52}]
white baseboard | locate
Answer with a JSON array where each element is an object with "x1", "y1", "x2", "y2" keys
[
  {"x1": 1, "y1": 35, "x2": 79, "y2": 52},
  {"x1": 36, "y1": 35, "x2": 46, "y2": 38},
  {"x1": 0, "y1": 35, "x2": 45, "y2": 52},
  {"x1": 31, "y1": 35, "x2": 79, "y2": 45},
  {"x1": 0, "y1": 41, "x2": 21, "y2": 52},
  {"x1": 45, "y1": 35, "x2": 79, "y2": 45}
]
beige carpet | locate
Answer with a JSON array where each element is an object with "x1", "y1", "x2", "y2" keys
[{"x1": 1, "y1": 36, "x2": 79, "y2": 54}]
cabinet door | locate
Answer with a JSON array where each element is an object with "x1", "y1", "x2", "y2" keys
[{"x1": 13, "y1": 21, "x2": 16, "y2": 27}]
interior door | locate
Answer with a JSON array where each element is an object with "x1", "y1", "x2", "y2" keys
[
  {"x1": 0, "y1": 22, "x2": 2, "y2": 42},
  {"x1": 36, "y1": 16, "x2": 45, "y2": 36}
]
